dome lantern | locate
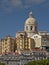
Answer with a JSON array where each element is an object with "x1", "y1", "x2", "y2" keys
[{"x1": 29, "y1": 11, "x2": 34, "y2": 18}]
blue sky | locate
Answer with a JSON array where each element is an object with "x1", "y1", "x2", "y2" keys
[{"x1": 0, "y1": 0, "x2": 49, "y2": 38}]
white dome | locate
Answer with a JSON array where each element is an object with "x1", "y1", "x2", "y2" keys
[
  {"x1": 24, "y1": 11, "x2": 38, "y2": 37},
  {"x1": 25, "y1": 12, "x2": 37, "y2": 25},
  {"x1": 25, "y1": 17, "x2": 37, "y2": 25}
]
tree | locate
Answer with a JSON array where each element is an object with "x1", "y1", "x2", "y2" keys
[
  {"x1": 0, "y1": 62, "x2": 5, "y2": 65},
  {"x1": 25, "y1": 60, "x2": 49, "y2": 65}
]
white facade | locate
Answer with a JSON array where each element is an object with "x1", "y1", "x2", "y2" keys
[
  {"x1": 31, "y1": 34, "x2": 49, "y2": 48},
  {"x1": 31, "y1": 34, "x2": 42, "y2": 48}
]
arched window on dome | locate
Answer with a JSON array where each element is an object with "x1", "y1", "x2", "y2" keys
[
  {"x1": 30, "y1": 26, "x2": 33, "y2": 30},
  {"x1": 26, "y1": 26, "x2": 28, "y2": 30}
]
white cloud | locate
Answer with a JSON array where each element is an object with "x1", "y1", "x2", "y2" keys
[
  {"x1": 20, "y1": 0, "x2": 46, "y2": 9},
  {"x1": 0, "y1": 0, "x2": 46, "y2": 8},
  {"x1": 35, "y1": 0, "x2": 46, "y2": 4},
  {"x1": 0, "y1": 0, "x2": 22, "y2": 14},
  {"x1": 9, "y1": 0, "x2": 22, "y2": 7},
  {"x1": 24, "y1": 0, "x2": 46, "y2": 5},
  {"x1": 0, "y1": 0, "x2": 47, "y2": 14}
]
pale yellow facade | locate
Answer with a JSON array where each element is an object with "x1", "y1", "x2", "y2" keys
[
  {"x1": 2, "y1": 36, "x2": 14, "y2": 54},
  {"x1": 16, "y1": 32, "x2": 34, "y2": 50}
]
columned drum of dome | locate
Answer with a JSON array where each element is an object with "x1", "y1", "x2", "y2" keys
[{"x1": 24, "y1": 12, "x2": 38, "y2": 37}]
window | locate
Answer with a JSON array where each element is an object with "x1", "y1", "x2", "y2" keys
[
  {"x1": 35, "y1": 26, "x2": 37, "y2": 31},
  {"x1": 34, "y1": 36, "x2": 38, "y2": 38},
  {"x1": 42, "y1": 38, "x2": 46, "y2": 42},
  {"x1": 26, "y1": 26, "x2": 28, "y2": 30},
  {"x1": 30, "y1": 26, "x2": 32, "y2": 30}
]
